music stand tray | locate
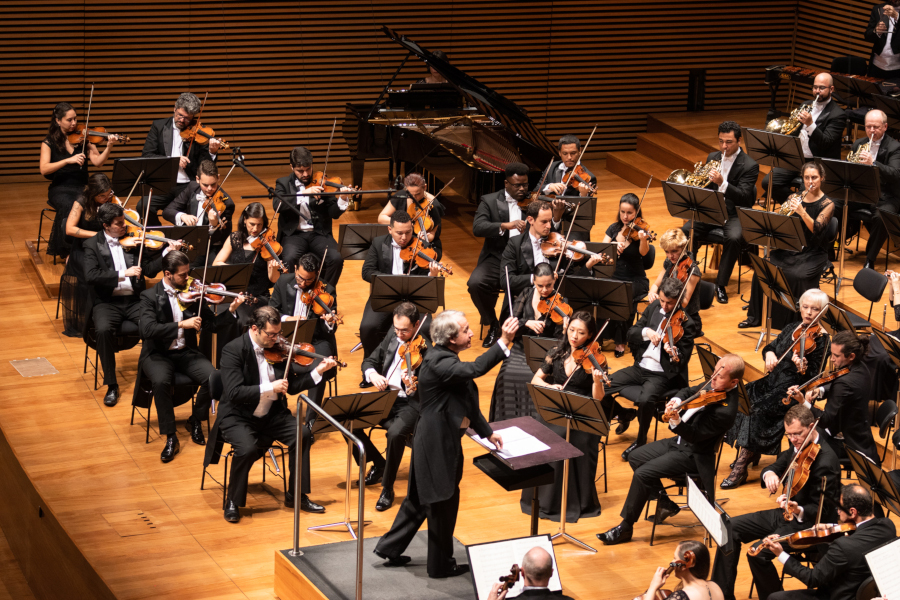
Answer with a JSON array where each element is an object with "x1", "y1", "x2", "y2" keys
[
  {"x1": 146, "y1": 225, "x2": 209, "y2": 263},
  {"x1": 737, "y1": 208, "x2": 807, "y2": 253},
  {"x1": 747, "y1": 254, "x2": 797, "y2": 312},
  {"x1": 560, "y1": 276, "x2": 632, "y2": 321},
  {"x1": 584, "y1": 241, "x2": 617, "y2": 278},
  {"x1": 189, "y1": 263, "x2": 254, "y2": 293},
  {"x1": 370, "y1": 275, "x2": 445, "y2": 314},
  {"x1": 662, "y1": 182, "x2": 728, "y2": 227},
  {"x1": 338, "y1": 223, "x2": 389, "y2": 260},
  {"x1": 111, "y1": 156, "x2": 180, "y2": 197},
  {"x1": 742, "y1": 128, "x2": 807, "y2": 173},
  {"x1": 822, "y1": 303, "x2": 857, "y2": 334},
  {"x1": 833, "y1": 74, "x2": 881, "y2": 107},
  {"x1": 846, "y1": 446, "x2": 900, "y2": 516},
  {"x1": 524, "y1": 337, "x2": 559, "y2": 374}
]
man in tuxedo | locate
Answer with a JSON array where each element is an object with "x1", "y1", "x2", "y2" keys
[
  {"x1": 273, "y1": 146, "x2": 352, "y2": 281},
  {"x1": 682, "y1": 121, "x2": 760, "y2": 304},
  {"x1": 136, "y1": 250, "x2": 244, "y2": 462},
  {"x1": 485, "y1": 547, "x2": 573, "y2": 600},
  {"x1": 353, "y1": 302, "x2": 430, "y2": 511},
  {"x1": 761, "y1": 74, "x2": 847, "y2": 205},
  {"x1": 377, "y1": 172, "x2": 445, "y2": 261},
  {"x1": 544, "y1": 134, "x2": 596, "y2": 242},
  {"x1": 596, "y1": 354, "x2": 743, "y2": 546},
  {"x1": 599, "y1": 278, "x2": 699, "y2": 459},
  {"x1": 764, "y1": 484, "x2": 897, "y2": 600},
  {"x1": 374, "y1": 312, "x2": 518, "y2": 578},
  {"x1": 468, "y1": 162, "x2": 531, "y2": 348},
  {"x1": 162, "y1": 159, "x2": 235, "y2": 263},
  {"x1": 865, "y1": 1, "x2": 900, "y2": 79},
  {"x1": 212, "y1": 306, "x2": 337, "y2": 523},
  {"x1": 710, "y1": 405, "x2": 842, "y2": 600},
  {"x1": 83, "y1": 203, "x2": 170, "y2": 406},
  {"x1": 499, "y1": 200, "x2": 565, "y2": 311},
  {"x1": 139, "y1": 92, "x2": 219, "y2": 225}
]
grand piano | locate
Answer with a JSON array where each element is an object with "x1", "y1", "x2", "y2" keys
[{"x1": 343, "y1": 26, "x2": 557, "y2": 203}]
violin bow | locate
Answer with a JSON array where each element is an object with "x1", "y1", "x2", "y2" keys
[
  {"x1": 136, "y1": 190, "x2": 152, "y2": 267},
  {"x1": 205, "y1": 161, "x2": 238, "y2": 230},
  {"x1": 565, "y1": 124, "x2": 597, "y2": 190},
  {"x1": 562, "y1": 319, "x2": 610, "y2": 389},
  {"x1": 118, "y1": 170, "x2": 144, "y2": 210},
  {"x1": 195, "y1": 231, "x2": 214, "y2": 316},
  {"x1": 185, "y1": 91, "x2": 209, "y2": 158},
  {"x1": 553, "y1": 201, "x2": 580, "y2": 274},
  {"x1": 384, "y1": 316, "x2": 428, "y2": 384},
  {"x1": 81, "y1": 83, "x2": 95, "y2": 155},
  {"x1": 284, "y1": 314, "x2": 303, "y2": 384},
  {"x1": 626, "y1": 176, "x2": 653, "y2": 238},
  {"x1": 814, "y1": 475, "x2": 827, "y2": 526},
  {"x1": 666, "y1": 244, "x2": 689, "y2": 280},
  {"x1": 504, "y1": 266, "x2": 515, "y2": 319},
  {"x1": 530, "y1": 159, "x2": 555, "y2": 201}
]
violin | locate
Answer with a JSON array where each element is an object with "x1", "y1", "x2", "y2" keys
[
  {"x1": 789, "y1": 323, "x2": 822, "y2": 375},
  {"x1": 119, "y1": 208, "x2": 193, "y2": 252},
  {"x1": 782, "y1": 441, "x2": 821, "y2": 520},
  {"x1": 312, "y1": 171, "x2": 356, "y2": 194},
  {"x1": 538, "y1": 292, "x2": 573, "y2": 324},
  {"x1": 262, "y1": 335, "x2": 347, "y2": 368},
  {"x1": 667, "y1": 254, "x2": 695, "y2": 284},
  {"x1": 398, "y1": 238, "x2": 453, "y2": 275},
  {"x1": 498, "y1": 565, "x2": 521, "y2": 594},
  {"x1": 623, "y1": 217, "x2": 658, "y2": 243},
  {"x1": 560, "y1": 164, "x2": 596, "y2": 194},
  {"x1": 633, "y1": 550, "x2": 696, "y2": 600},
  {"x1": 300, "y1": 280, "x2": 345, "y2": 325},
  {"x1": 249, "y1": 228, "x2": 287, "y2": 273},
  {"x1": 201, "y1": 188, "x2": 229, "y2": 224},
  {"x1": 540, "y1": 232, "x2": 613, "y2": 264},
  {"x1": 572, "y1": 341, "x2": 611, "y2": 385},
  {"x1": 68, "y1": 124, "x2": 131, "y2": 146},
  {"x1": 398, "y1": 335, "x2": 426, "y2": 394},
  {"x1": 180, "y1": 121, "x2": 229, "y2": 149},
  {"x1": 658, "y1": 308, "x2": 687, "y2": 363},
  {"x1": 781, "y1": 367, "x2": 851, "y2": 406},
  {"x1": 664, "y1": 388, "x2": 728, "y2": 421},
  {"x1": 748, "y1": 522, "x2": 856, "y2": 556},
  {"x1": 405, "y1": 178, "x2": 452, "y2": 236},
  {"x1": 176, "y1": 277, "x2": 257, "y2": 306}
]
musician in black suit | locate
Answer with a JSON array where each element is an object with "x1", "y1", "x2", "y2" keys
[
  {"x1": 374, "y1": 312, "x2": 518, "y2": 578},
  {"x1": 762, "y1": 74, "x2": 847, "y2": 205},
  {"x1": 485, "y1": 547, "x2": 574, "y2": 600},
  {"x1": 136, "y1": 250, "x2": 244, "y2": 462},
  {"x1": 599, "y1": 278, "x2": 699, "y2": 459},
  {"x1": 139, "y1": 92, "x2": 218, "y2": 226},
  {"x1": 212, "y1": 306, "x2": 337, "y2": 523},
  {"x1": 378, "y1": 172, "x2": 445, "y2": 260},
  {"x1": 273, "y1": 146, "x2": 352, "y2": 282},
  {"x1": 682, "y1": 121, "x2": 760, "y2": 304},
  {"x1": 161, "y1": 159, "x2": 235, "y2": 262},
  {"x1": 597, "y1": 354, "x2": 743, "y2": 546},
  {"x1": 83, "y1": 203, "x2": 169, "y2": 407},
  {"x1": 710, "y1": 405, "x2": 842, "y2": 600},
  {"x1": 468, "y1": 162, "x2": 531, "y2": 348},
  {"x1": 865, "y1": 1, "x2": 900, "y2": 79},
  {"x1": 764, "y1": 484, "x2": 897, "y2": 600},
  {"x1": 544, "y1": 134, "x2": 597, "y2": 243}
]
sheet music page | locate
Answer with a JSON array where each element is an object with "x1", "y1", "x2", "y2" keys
[
  {"x1": 470, "y1": 426, "x2": 550, "y2": 459},
  {"x1": 687, "y1": 477, "x2": 727, "y2": 547},
  {"x1": 468, "y1": 535, "x2": 562, "y2": 599},
  {"x1": 866, "y1": 538, "x2": 900, "y2": 599}
]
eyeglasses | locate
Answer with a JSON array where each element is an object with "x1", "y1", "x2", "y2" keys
[
  {"x1": 812, "y1": 85, "x2": 830, "y2": 91},
  {"x1": 785, "y1": 431, "x2": 808, "y2": 440},
  {"x1": 260, "y1": 328, "x2": 280, "y2": 338},
  {"x1": 173, "y1": 111, "x2": 194, "y2": 122},
  {"x1": 507, "y1": 182, "x2": 529, "y2": 188}
]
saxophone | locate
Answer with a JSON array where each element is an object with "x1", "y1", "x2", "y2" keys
[
  {"x1": 847, "y1": 141, "x2": 870, "y2": 164},
  {"x1": 667, "y1": 159, "x2": 721, "y2": 188}
]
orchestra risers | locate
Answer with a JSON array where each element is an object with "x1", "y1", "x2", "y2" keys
[
  {"x1": 606, "y1": 151, "x2": 670, "y2": 188},
  {"x1": 636, "y1": 133, "x2": 709, "y2": 172},
  {"x1": 24, "y1": 241, "x2": 64, "y2": 299},
  {"x1": 647, "y1": 109, "x2": 769, "y2": 151}
]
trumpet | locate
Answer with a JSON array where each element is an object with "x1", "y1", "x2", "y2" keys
[
  {"x1": 778, "y1": 190, "x2": 808, "y2": 216},
  {"x1": 667, "y1": 159, "x2": 720, "y2": 188},
  {"x1": 847, "y1": 141, "x2": 870, "y2": 164},
  {"x1": 766, "y1": 97, "x2": 816, "y2": 136}
]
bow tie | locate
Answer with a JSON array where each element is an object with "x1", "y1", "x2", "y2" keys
[
  {"x1": 165, "y1": 288, "x2": 177, "y2": 298},
  {"x1": 107, "y1": 238, "x2": 121, "y2": 248}
]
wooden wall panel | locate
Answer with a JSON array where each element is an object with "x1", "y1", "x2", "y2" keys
[{"x1": 793, "y1": 0, "x2": 874, "y2": 70}]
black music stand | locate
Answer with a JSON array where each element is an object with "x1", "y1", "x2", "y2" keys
[
  {"x1": 111, "y1": 156, "x2": 180, "y2": 198},
  {"x1": 661, "y1": 182, "x2": 728, "y2": 246},
  {"x1": 878, "y1": 209, "x2": 900, "y2": 270},
  {"x1": 834, "y1": 74, "x2": 881, "y2": 108},
  {"x1": 369, "y1": 275, "x2": 445, "y2": 314},
  {"x1": 560, "y1": 276, "x2": 632, "y2": 322},
  {"x1": 146, "y1": 225, "x2": 209, "y2": 264},
  {"x1": 872, "y1": 94, "x2": 900, "y2": 130},
  {"x1": 819, "y1": 158, "x2": 881, "y2": 294},
  {"x1": 696, "y1": 346, "x2": 751, "y2": 416},
  {"x1": 585, "y1": 242, "x2": 617, "y2": 278},
  {"x1": 742, "y1": 128, "x2": 806, "y2": 210},
  {"x1": 821, "y1": 303, "x2": 857, "y2": 334},
  {"x1": 874, "y1": 328, "x2": 900, "y2": 469},
  {"x1": 524, "y1": 337, "x2": 559, "y2": 373},
  {"x1": 846, "y1": 446, "x2": 900, "y2": 516},
  {"x1": 279, "y1": 319, "x2": 318, "y2": 345},
  {"x1": 338, "y1": 224, "x2": 389, "y2": 261},
  {"x1": 189, "y1": 263, "x2": 253, "y2": 293},
  {"x1": 308, "y1": 389, "x2": 399, "y2": 538},
  {"x1": 565, "y1": 197, "x2": 595, "y2": 236},
  {"x1": 746, "y1": 253, "x2": 798, "y2": 350},
  {"x1": 528, "y1": 384, "x2": 610, "y2": 552}
]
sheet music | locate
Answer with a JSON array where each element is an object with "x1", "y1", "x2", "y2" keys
[
  {"x1": 470, "y1": 426, "x2": 550, "y2": 459},
  {"x1": 467, "y1": 535, "x2": 562, "y2": 599},
  {"x1": 687, "y1": 477, "x2": 728, "y2": 547},
  {"x1": 866, "y1": 538, "x2": 900, "y2": 599}
]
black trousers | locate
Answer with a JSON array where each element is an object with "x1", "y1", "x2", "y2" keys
[
  {"x1": 761, "y1": 168, "x2": 802, "y2": 206},
  {"x1": 281, "y1": 231, "x2": 344, "y2": 284},
  {"x1": 686, "y1": 218, "x2": 745, "y2": 287},
  {"x1": 353, "y1": 397, "x2": 419, "y2": 491},
  {"x1": 92, "y1": 296, "x2": 141, "y2": 387},
  {"x1": 137, "y1": 183, "x2": 188, "y2": 227},
  {"x1": 619, "y1": 438, "x2": 698, "y2": 523},
  {"x1": 711, "y1": 507, "x2": 808, "y2": 600},
  {"x1": 218, "y1": 406, "x2": 312, "y2": 506},
  {"x1": 467, "y1": 255, "x2": 501, "y2": 328},
  {"x1": 602, "y1": 366, "x2": 674, "y2": 445},
  {"x1": 375, "y1": 445, "x2": 464, "y2": 578},
  {"x1": 360, "y1": 299, "x2": 394, "y2": 358},
  {"x1": 865, "y1": 197, "x2": 900, "y2": 264},
  {"x1": 299, "y1": 340, "x2": 338, "y2": 419},
  {"x1": 141, "y1": 347, "x2": 215, "y2": 435},
  {"x1": 868, "y1": 63, "x2": 900, "y2": 79}
]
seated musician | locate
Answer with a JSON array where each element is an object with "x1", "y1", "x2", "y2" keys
[
  {"x1": 137, "y1": 250, "x2": 244, "y2": 462},
  {"x1": 600, "y1": 278, "x2": 699, "y2": 460},
  {"x1": 543, "y1": 134, "x2": 597, "y2": 242},
  {"x1": 740, "y1": 162, "x2": 835, "y2": 329},
  {"x1": 680, "y1": 121, "x2": 759, "y2": 304},
  {"x1": 866, "y1": 2, "x2": 900, "y2": 79},
  {"x1": 215, "y1": 306, "x2": 337, "y2": 523},
  {"x1": 359, "y1": 210, "x2": 440, "y2": 362},
  {"x1": 596, "y1": 354, "x2": 743, "y2": 546},
  {"x1": 273, "y1": 146, "x2": 351, "y2": 282},
  {"x1": 485, "y1": 547, "x2": 575, "y2": 600},
  {"x1": 850, "y1": 110, "x2": 900, "y2": 270},
  {"x1": 639, "y1": 541, "x2": 724, "y2": 600},
  {"x1": 83, "y1": 203, "x2": 171, "y2": 407},
  {"x1": 162, "y1": 159, "x2": 235, "y2": 264},
  {"x1": 414, "y1": 49, "x2": 449, "y2": 84},
  {"x1": 378, "y1": 172, "x2": 445, "y2": 260},
  {"x1": 648, "y1": 229, "x2": 702, "y2": 333},
  {"x1": 353, "y1": 302, "x2": 430, "y2": 512},
  {"x1": 722, "y1": 289, "x2": 829, "y2": 490},
  {"x1": 760, "y1": 484, "x2": 897, "y2": 600},
  {"x1": 139, "y1": 92, "x2": 219, "y2": 226},
  {"x1": 760, "y1": 74, "x2": 846, "y2": 207},
  {"x1": 710, "y1": 405, "x2": 841, "y2": 600},
  {"x1": 469, "y1": 162, "x2": 531, "y2": 348}
]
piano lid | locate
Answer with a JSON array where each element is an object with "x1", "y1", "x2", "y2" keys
[{"x1": 380, "y1": 25, "x2": 557, "y2": 157}]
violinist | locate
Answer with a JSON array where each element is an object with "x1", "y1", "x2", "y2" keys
[
  {"x1": 213, "y1": 202, "x2": 282, "y2": 307},
  {"x1": 597, "y1": 354, "x2": 743, "y2": 546},
  {"x1": 40, "y1": 102, "x2": 118, "y2": 259},
  {"x1": 139, "y1": 92, "x2": 219, "y2": 226},
  {"x1": 484, "y1": 547, "x2": 574, "y2": 600},
  {"x1": 210, "y1": 306, "x2": 337, "y2": 522},
  {"x1": 543, "y1": 134, "x2": 596, "y2": 242},
  {"x1": 378, "y1": 172, "x2": 445, "y2": 257},
  {"x1": 602, "y1": 193, "x2": 651, "y2": 357},
  {"x1": 353, "y1": 302, "x2": 431, "y2": 512},
  {"x1": 640, "y1": 541, "x2": 723, "y2": 600},
  {"x1": 601, "y1": 278, "x2": 698, "y2": 459},
  {"x1": 710, "y1": 405, "x2": 841, "y2": 600},
  {"x1": 273, "y1": 146, "x2": 351, "y2": 281},
  {"x1": 722, "y1": 289, "x2": 829, "y2": 490},
  {"x1": 648, "y1": 229, "x2": 702, "y2": 332}
]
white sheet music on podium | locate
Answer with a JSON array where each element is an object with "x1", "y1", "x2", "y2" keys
[
  {"x1": 866, "y1": 537, "x2": 900, "y2": 599},
  {"x1": 469, "y1": 426, "x2": 550, "y2": 460},
  {"x1": 687, "y1": 476, "x2": 728, "y2": 547},
  {"x1": 466, "y1": 535, "x2": 562, "y2": 599}
]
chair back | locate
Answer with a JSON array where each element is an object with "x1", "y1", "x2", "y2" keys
[
  {"x1": 855, "y1": 575, "x2": 879, "y2": 600},
  {"x1": 697, "y1": 280, "x2": 715, "y2": 310},
  {"x1": 209, "y1": 370, "x2": 223, "y2": 401},
  {"x1": 642, "y1": 244, "x2": 656, "y2": 271},
  {"x1": 853, "y1": 268, "x2": 888, "y2": 303},
  {"x1": 876, "y1": 399, "x2": 898, "y2": 438},
  {"x1": 831, "y1": 55, "x2": 868, "y2": 77}
]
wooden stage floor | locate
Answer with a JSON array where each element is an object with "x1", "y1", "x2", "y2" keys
[{"x1": 1, "y1": 131, "x2": 898, "y2": 598}]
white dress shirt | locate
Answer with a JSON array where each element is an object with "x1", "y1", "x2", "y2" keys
[
  {"x1": 175, "y1": 191, "x2": 209, "y2": 226},
  {"x1": 281, "y1": 284, "x2": 335, "y2": 332},
  {"x1": 503, "y1": 191, "x2": 523, "y2": 238},
  {"x1": 162, "y1": 280, "x2": 186, "y2": 350},
  {"x1": 365, "y1": 337, "x2": 408, "y2": 398},
  {"x1": 874, "y1": 15, "x2": 900, "y2": 71},
  {"x1": 251, "y1": 334, "x2": 323, "y2": 418},
  {"x1": 172, "y1": 121, "x2": 191, "y2": 184},
  {"x1": 717, "y1": 147, "x2": 741, "y2": 194},
  {"x1": 639, "y1": 308, "x2": 667, "y2": 372},
  {"x1": 869, "y1": 135, "x2": 883, "y2": 163},
  {"x1": 799, "y1": 98, "x2": 830, "y2": 159},
  {"x1": 293, "y1": 178, "x2": 350, "y2": 231},
  {"x1": 104, "y1": 233, "x2": 135, "y2": 296},
  {"x1": 391, "y1": 241, "x2": 406, "y2": 275}
]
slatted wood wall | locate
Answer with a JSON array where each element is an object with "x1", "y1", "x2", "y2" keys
[
  {"x1": 2, "y1": 1, "x2": 798, "y2": 182},
  {"x1": 793, "y1": 0, "x2": 875, "y2": 70}
]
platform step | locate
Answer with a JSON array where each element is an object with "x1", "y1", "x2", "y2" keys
[
  {"x1": 606, "y1": 152, "x2": 672, "y2": 188},
  {"x1": 25, "y1": 240, "x2": 63, "y2": 298},
  {"x1": 636, "y1": 132, "x2": 709, "y2": 171}
]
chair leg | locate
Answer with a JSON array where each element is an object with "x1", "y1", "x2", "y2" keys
[
  {"x1": 280, "y1": 447, "x2": 287, "y2": 496},
  {"x1": 223, "y1": 453, "x2": 230, "y2": 510},
  {"x1": 201, "y1": 465, "x2": 207, "y2": 490},
  {"x1": 55, "y1": 288, "x2": 62, "y2": 320},
  {"x1": 649, "y1": 490, "x2": 663, "y2": 547},
  {"x1": 145, "y1": 398, "x2": 154, "y2": 444},
  {"x1": 749, "y1": 576, "x2": 755, "y2": 598},
  {"x1": 602, "y1": 437, "x2": 608, "y2": 494},
  {"x1": 83, "y1": 345, "x2": 89, "y2": 374},
  {"x1": 882, "y1": 424, "x2": 893, "y2": 463},
  {"x1": 94, "y1": 348, "x2": 100, "y2": 391}
]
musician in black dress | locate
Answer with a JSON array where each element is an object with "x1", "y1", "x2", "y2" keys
[
  {"x1": 648, "y1": 228, "x2": 702, "y2": 333},
  {"x1": 640, "y1": 541, "x2": 724, "y2": 600},
  {"x1": 602, "y1": 193, "x2": 651, "y2": 358},
  {"x1": 543, "y1": 134, "x2": 597, "y2": 242},
  {"x1": 40, "y1": 102, "x2": 118, "y2": 259},
  {"x1": 522, "y1": 311, "x2": 607, "y2": 523},
  {"x1": 378, "y1": 172, "x2": 445, "y2": 260},
  {"x1": 741, "y1": 162, "x2": 835, "y2": 329},
  {"x1": 722, "y1": 289, "x2": 829, "y2": 489}
]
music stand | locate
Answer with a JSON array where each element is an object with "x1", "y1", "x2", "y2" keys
[
  {"x1": 584, "y1": 242, "x2": 617, "y2": 278},
  {"x1": 696, "y1": 346, "x2": 751, "y2": 416},
  {"x1": 878, "y1": 209, "x2": 900, "y2": 270},
  {"x1": 661, "y1": 182, "x2": 728, "y2": 247},
  {"x1": 111, "y1": 156, "x2": 180, "y2": 197},
  {"x1": 338, "y1": 224, "x2": 389, "y2": 261},
  {"x1": 833, "y1": 74, "x2": 881, "y2": 108},
  {"x1": 819, "y1": 158, "x2": 881, "y2": 294},
  {"x1": 746, "y1": 253, "x2": 798, "y2": 350},
  {"x1": 846, "y1": 446, "x2": 900, "y2": 516},
  {"x1": 308, "y1": 390, "x2": 399, "y2": 538},
  {"x1": 189, "y1": 263, "x2": 253, "y2": 293},
  {"x1": 874, "y1": 328, "x2": 900, "y2": 469},
  {"x1": 742, "y1": 128, "x2": 806, "y2": 211},
  {"x1": 528, "y1": 384, "x2": 610, "y2": 552},
  {"x1": 872, "y1": 94, "x2": 900, "y2": 130},
  {"x1": 564, "y1": 197, "x2": 595, "y2": 236},
  {"x1": 146, "y1": 225, "x2": 209, "y2": 263},
  {"x1": 560, "y1": 277, "x2": 632, "y2": 322},
  {"x1": 524, "y1": 337, "x2": 559, "y2": 373},
  {"x1": 279, "y1": 319, "x2": 317, "y2": 345},
  {"x1": 821, "y1": 303, "x2": 857, "y2": 334},
  {"x1": 369, "y1": 275, "x2": 445, "y2": 314}
]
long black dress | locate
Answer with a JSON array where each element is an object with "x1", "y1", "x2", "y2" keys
[
  {"x1": 222, "y1": 231, "x2": 275, "y2": 332},
  {"x1": 725, "y1": 322, "x2": 828, "y2": 455},
  {"x1": 59, "y1": 196, "x2": 102, "y2": 336},
  {"x1": 43, "y1": 138, "x2": 88, "y2": 258},
  {"x1": 606, "y1": 222, "x2": 649, "y2": 345},
  {"x1": 520, "y1": 353, "x2": 602, "y2": 523}
]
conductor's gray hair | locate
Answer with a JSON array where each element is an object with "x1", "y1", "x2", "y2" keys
[
  {"x1": 174, "y1": 92, "x2": 201, "y2": 115},
  {"x1": 431, "y1": 310, "x2": 465, "y2": 346}
]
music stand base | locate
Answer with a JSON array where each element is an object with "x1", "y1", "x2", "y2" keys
[
  {"x1": 307, "y1": 520, "x2": 372, "y2": 540},
  {"x1": 288, "y1": 549, "x2": 304, "y2": 557},
  {"x1": 550, "y1": 531, "x2": 597, "y2": 552}
]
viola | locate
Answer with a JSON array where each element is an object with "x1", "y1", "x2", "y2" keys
[
  {"x1": 538, "y1": 292, "x2": 573, "y2": 324},
  {"x1": 540, "y1": 232, "x2": 613, "y2": 264},
  {"x1": 498, "y1": 565, "x2": 521, "y2": 594},
  {"x1": 180, "y1": 121, "x2": 229, "y2": 149},
  {"x1": 249, "y1": 228, "x2": 287, "y2": 273},
  {"x1": 560, "y1": 164, "x2": 596, "y2": 194},
  {"x1": 664, "y1": 388, "x2": 728, "y2": 421},
  {"x1": 748, "y1": 522, "x2": 856, "y2": 556},
  {"x1": 780, "y1": 440, "x2": 821, "y2": 521},
  {"x1": 398, "y1": 335, "x2": 427, "y2": 394},
  {"x1": 781, "y1": 367, "x2": 850, "y2": 406},
  {"x1": 633, "y1": 550, "x2": 696, "y2": 600},
  {"x1": 176, "y1": 278, "x2": 257, "y2": 306},
  {"x1": 623, "y1": 217, "x2": 658, "y2": 243},
  {"x1": 406, "y1": 193, "x2": 436, "y2": 235},
  {"x1": 398, "y1": 239, "x2": 453, "y2": 275},
  {"x1": 572, "y1": 341, "x2": 611, "y2": 385},
  {"x1": 119, "y1": 208, "x2": 193, "y2": 252},
  {"x1": 67, "y1": 124, "x2": 131, "y2": 145},
  {"x1": 263, "y1": 335, "x2": 347, "y2": 368},
  {"x1": 299, "y1": 280, "x2": 344, "y2": 325}
]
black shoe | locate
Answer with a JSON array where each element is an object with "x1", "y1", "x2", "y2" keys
[
  {"x1": 864, "y1": 260, "x2": 874, "y2": 270},
  {"x1": 622, "y1": 441, "x2": 641, "y2": 461},
  {"x1": 720, "y1": 469, "x2": 748, "y2": 489},
  {"x1": 482, "y1": 326, "x2": 499, "y2": 348},
  {"x1": 103, "y1": 385, "x2": 119, "y2": 407},
  {"x1": 365, "y1": 465, "x2": 384, "y2": 486},
  {"x1": 615, "y1": 409, "x2": 637, "y2": 435},
  {"x1": 596, "y1": 523, "x2": 633, "y2": 546},
  {"x1": 654, "y1": 499, "x2": 681, "y2": 522},
  {"x1": 738, "y1": 318, "x2": 760, "y2": 329},
  {"x1": 186, "y1": 416, "x2": 206, "y2": 446},
  {"x1": 715, "y1": 286, "x2": 728, "y2": 304},
  {"x1": 359, "y1": 379, "x2": 374, "y2": 389},
  {"x1": 614, "y1": 348, "x2": 626, "y2": 359},
  {"x1": 374, "y1": 549, "x2": 412, "y2": 566},
  {"x1": 160, "y1": 435, "x2": 180, "y2": 463},
  {"x1": 299, "y1": 494, "x2": 325, "y2": 513},
  {"x1": 434, "y1": 564, "x2": 471, "y2": 579},
  {"x1": 376, "y1": 488, "x2": 394, "y2": 512},
  {"x1": 224, "y1": 499, "x2": 241, "y2": 523}
]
